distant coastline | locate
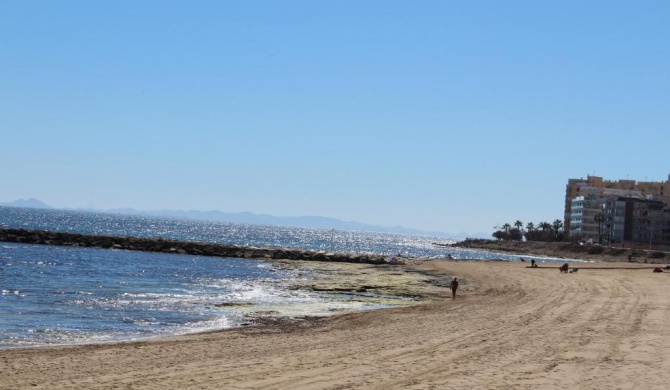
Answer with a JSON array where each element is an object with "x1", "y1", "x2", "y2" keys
[{"x1": 451, "y1": 238, "x2": 668, "y2": 263}]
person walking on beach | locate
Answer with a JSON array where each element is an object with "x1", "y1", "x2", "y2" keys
[{"x1": 450, "y1": 277, "x2": 459, "y2": 300}]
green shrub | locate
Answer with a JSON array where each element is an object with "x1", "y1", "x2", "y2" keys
[
  {"x1": 607, "y1": 248, "x2": 625, "y2": 256},
  {"x1": 588, "y1": 246, "x2": 605, "y2": 254},
  {"x1": 650, "y1": 251, "x2": 666, "y2": 259}
]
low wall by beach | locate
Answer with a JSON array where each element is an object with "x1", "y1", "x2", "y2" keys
[{"x1": 0, "y1": 228, "x2": 401, "y2": 265}]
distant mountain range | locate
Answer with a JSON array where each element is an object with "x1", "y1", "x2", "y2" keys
[
  {"x1": 0, "y1": 198, "x2": 53, "y2": 209},
  {"x1": 1, "y1": 198, "x2": 484, "y2": 238}
]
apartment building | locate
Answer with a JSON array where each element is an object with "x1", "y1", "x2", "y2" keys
[
  {"x1": 564, "y1": 174, "x2": 670, "y2": 234},
  {"x1": 570, "y1": 195, "x2": 605, "y2": 243},
  {"x1": 602, "y1": 197, "x2": 670, "y2": 250}
]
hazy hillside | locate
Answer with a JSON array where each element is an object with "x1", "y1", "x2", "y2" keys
[
  {"x1": 0, "y1": 198, "x2": 52, "y2": 209},
  {"x1": 0, "y1": 198, "x2": 464, "y2": 237}
]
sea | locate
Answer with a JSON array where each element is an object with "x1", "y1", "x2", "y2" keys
[{"x1": 0, "y1": 207, "x2": 567, "y2": 349}]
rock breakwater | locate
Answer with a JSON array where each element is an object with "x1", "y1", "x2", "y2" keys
[{"x1": 0, "y1": 228, "x2": 404, "y2": 265}]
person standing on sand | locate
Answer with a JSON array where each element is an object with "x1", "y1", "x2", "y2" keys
[{"x1": 450, "y1": 277, "x2": 459, "y2": 299}]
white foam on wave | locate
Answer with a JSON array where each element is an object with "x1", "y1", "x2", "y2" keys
[
  {"x1": 202, "y1": 277, "x2": 319, "y2": 306},
  {"x1": 176, "y1": 315, "x2": 233, "y2": 335}
]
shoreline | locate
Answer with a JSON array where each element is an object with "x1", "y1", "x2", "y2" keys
[
  {"x1": 0, "y1": 257, "x2": 450, "y2": 351},
  {"x1": 1, "y1": 257, "x2": 456, "y2": 352},
  {"x1": 3, "y1": 259, "x2": 670, "y2": 389},
  {"x1": 3, "y1": 234, "x2": 646, "y2": 351}
]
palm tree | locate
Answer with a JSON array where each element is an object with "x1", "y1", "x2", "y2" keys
[
  {"x1": 553, "y1": 219, "x2": 564, "y2": 241},
  {"x1": 502, "y1": 223, "x2": 512, "y2": 233},
  {"x1": 552, "y1": 219, "x2": 563, "y2": 232},
  {"x1": 514, "y1": 220, "x2": 523, "y2": 232},
  {"x1": 526, "y1": 222, "x2": 535, "y2": 232},
  {"x1": 538, "y1": 221, "x2": 552, "y2": 231}
]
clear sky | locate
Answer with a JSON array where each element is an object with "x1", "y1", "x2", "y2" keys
[{"x1": 1, "y1": 1, "x2": 669, "y2": 235}]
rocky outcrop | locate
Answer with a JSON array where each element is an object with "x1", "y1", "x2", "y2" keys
[{"x1": 0, "y1": 228, "x2": 402, "y2": 265}]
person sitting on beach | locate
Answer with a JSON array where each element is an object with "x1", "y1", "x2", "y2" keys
[
  {"x1": 531, "y1": 259, "x2": 537, "y2": 268},
  {"x1": 559, "y1": 263, "x2": 569, "y2": 273},
  {"x1": 450, "y1": 277, "x2": 459, "y2": 300}
]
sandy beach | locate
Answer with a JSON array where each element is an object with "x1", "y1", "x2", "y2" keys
[{"x1": 2, "y1": 259, "x2": 670, "y2": 389}]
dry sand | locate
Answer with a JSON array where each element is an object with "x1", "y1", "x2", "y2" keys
[{"x1": 2, "y1": 260, "x2": 670, "y2": 389}]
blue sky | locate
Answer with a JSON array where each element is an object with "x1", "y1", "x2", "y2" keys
[{"x1": 1, "y1": 1, "x2": 669, "y2": 235}]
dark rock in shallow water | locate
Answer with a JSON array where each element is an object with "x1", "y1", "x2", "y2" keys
[{"x1": 214, "y1": 302, "x2": 254, "y2": 307}]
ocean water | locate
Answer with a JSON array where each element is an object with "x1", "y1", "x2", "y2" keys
[
  {"x1": 0, "y1": 207, "x2": 571, "y2": 348},
  {"x1": 0, "y1": 242, "x2": 313, "y2": 348}
]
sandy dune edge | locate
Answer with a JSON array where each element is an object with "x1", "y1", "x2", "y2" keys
[{"x1": 2, "y1": 261, "x2": 670, "y2": 389}]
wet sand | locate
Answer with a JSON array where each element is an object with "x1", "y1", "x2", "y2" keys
[{"x1": 2, "y1": 260, "x2": 670, "y2": 389}]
